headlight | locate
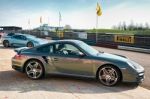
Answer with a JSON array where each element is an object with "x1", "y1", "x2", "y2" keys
[
  {"x1": 127, "y1": 60, "x2": 143, "y2": 70},
  {"x1": 127, "y1": 61, "x2": 138, "y2": 69}
]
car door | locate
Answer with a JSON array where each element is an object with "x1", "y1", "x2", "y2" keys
[
  {"x1": 11, "y1": 35, "x2": 28, "y2": 46},
  {"x1": 51, "y1": 43, "x2": 94, "y2": 76}
]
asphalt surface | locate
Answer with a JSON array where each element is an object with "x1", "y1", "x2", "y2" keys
[{"x1": 0, "y1": 44, "x2": 150, "y2": 99}]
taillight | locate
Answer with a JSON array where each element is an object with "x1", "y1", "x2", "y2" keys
[{"x1": 14, "y1": 54, "x2": 26, "y2": 60}]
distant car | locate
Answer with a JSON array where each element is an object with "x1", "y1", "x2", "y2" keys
[
  {"x1": 3, "y1": 33, "x2": 15, "y2": 37},
  {"x1": 1, "y1": 33, "x2": 16, "y2": 40},
  {"x1": 2, "y1": 34, "x2": 48, "y2": 47},
  {"x1": 0, "y1": 32, "x2": 4, "y2": 39},
  {"x1": 12, "y1": 40, "x2": 144, "y2": 86}
]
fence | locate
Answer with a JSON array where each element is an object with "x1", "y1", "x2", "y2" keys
[{"x1": 21, "y1": 30, "x2": 150, "y2": 49}]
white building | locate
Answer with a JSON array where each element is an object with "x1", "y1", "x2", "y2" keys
[{"x1": 35, "y1": 24, "x2": 64, "y2": 31}]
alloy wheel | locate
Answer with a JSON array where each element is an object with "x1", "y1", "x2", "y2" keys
[
  {"x1": 25, "y1": 61, "x2": 43, "y2": 79},
  {"x1": 99, "y1": 66, "x2": 120, "y2": 86},
  {"x1": 3, "y1": 41, "x2": 9, "y2": 47},
  {"x1": 27, "y1": 42, "x2": 34, "y2": 47}
]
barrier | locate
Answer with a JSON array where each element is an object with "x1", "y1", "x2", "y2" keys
[
  {"x1": 118, "y1": 45, "x2": 150, "y2": 53},
  {"x1": 20, "y1": 30, "x2": 150, "y2": 51}
]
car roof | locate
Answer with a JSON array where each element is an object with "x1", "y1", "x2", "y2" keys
[
  {"x1": 14, "y1": 33, "x2": 35, "y2": 37},
  {"x1": 51, "y1": 39, "x2": 83, "y2": 44},
  {"x1": 35, "y1": 40, "x2": 82, "y2": 48}
]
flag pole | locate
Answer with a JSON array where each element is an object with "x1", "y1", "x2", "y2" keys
[
  {"x1": 58, "y1": 12, "x2": 61, "y2": 38},
  {"x1": 40, "y1": 16, "x2": 42, "y2": 26},
  {"x1": 96, "y1": 14, "x2": 98, "y2": 43},
  {"x1": 28, "y1": 19, "x2": 31, "y2": 34},
  {"x1": 96, "y1": 2, "x2": 102, "y2": 43}
]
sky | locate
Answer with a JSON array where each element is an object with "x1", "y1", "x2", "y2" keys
[{"x1": 0, "y1": 0, "x2": 150, "y2": 29}]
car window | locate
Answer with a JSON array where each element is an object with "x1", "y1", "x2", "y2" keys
[
  {"x1": 13, "y1": 35, "x2": 27, "y2": 40},
  {"x1": 20, "y1": 35, "x2": 27, "y2": 40},
  {"x1": 37, "y1": 45, "x2": 53, "y2": 54},
  {"x1": 54, "y1": 43, "x2": 82, "y2": 56},
  {"x1": 7, "y1": 33, "x2": 15, "y2": 36},
  {"x1": 13, "y1": 35, "x2": 22, "y2": 39}
]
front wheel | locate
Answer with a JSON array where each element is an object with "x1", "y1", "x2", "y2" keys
[
  {"x1": 27, "y1": 42, "x2": 34, "y2": 47},
  {"x1": 25, "y1": 60, "x2": 44, "y2": 80},
  {"x1": 98, "y1": 65, "x2": 121, "y2": 86}
]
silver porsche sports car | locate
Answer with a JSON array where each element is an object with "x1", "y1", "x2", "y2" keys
[
  {"x1": 12, "y1": 40, "x2": 144, "y2": 86},
  {"x1": 2, "y1": 33, "x2": 48, "y2": 47}
]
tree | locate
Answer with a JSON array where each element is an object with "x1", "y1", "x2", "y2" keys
[
  {"x1": 64, "y1": 25, "x2": 72, "y2": 30},
  {"x1": 145, "y1": 22, "x2": 149, "y2": 29},
  {"x1": 122, "y1": 21, "x2": 127, "y2": 30}
]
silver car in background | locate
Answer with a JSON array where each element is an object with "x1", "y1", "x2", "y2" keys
[{"x1": 2, "y1": 33, "x2": 48, "y2": 47}]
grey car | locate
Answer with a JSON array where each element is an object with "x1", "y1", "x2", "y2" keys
[
  {"x1": 2, "y1": 34, "x2": 48, "y2": 47},
  {"x1": 12, "y1": 40, "x2": 145, "y2": 86}
]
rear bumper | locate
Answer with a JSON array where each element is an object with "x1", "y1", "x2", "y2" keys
[{"x1": 12, "y1": 65, "x2": 24, "y2": 72}]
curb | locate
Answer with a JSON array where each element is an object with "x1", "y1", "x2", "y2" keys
[{"x1": 118, "y1": 45, "x2": 150, "y2": 54}]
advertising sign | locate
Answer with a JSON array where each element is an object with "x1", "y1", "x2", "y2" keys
[{"x1": 114, "y1": 35, "x2": 134, "y2": 44}]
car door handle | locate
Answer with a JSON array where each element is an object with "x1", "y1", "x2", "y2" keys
[{"x1": 53, "y1": 58, "x2": 59, "y2": 61}]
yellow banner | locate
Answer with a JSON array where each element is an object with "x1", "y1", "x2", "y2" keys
[
  {"x1": 57, "y1": 32, "x2": 64, "y2": 38},
  {"x1": 114, "y1": 35, "x2": 134, "y2": 44}
]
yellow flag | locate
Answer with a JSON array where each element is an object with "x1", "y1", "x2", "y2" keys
[{"x1": 96, "y1": 2, "x2": 102, "y2": 16}]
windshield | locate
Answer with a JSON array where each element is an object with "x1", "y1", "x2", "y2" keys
[
  {"x1": 26, "y1": 35, "x2": 36, "y2": 39},
  {"x1": 78, "y1": 41, "x2": 99, "y2": 56}
]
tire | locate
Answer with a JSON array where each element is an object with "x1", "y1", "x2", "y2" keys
[
  {"x1": 98, "y1": 65, "x2": 121, "y2": 86},
  {"x1": 25, "y1": 60, "x2": 44, "y2": 80},
  {"x1": 27, "y1": 42, "x2": 34, "y2": 47},
  {"x1": 3, "y1": 40, "x2": 9, "y2": 47}
]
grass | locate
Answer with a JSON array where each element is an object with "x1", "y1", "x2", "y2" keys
[{"x1": 86, "y1": 29, "x2": 150, "y2": 35}]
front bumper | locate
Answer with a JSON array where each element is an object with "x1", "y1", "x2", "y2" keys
[
  {"x1": 136, "y1": 72, "x2": 145, "y2": 83},
  {"x1": 121, "y1": 67, "x2": 145, "y2": 83}
]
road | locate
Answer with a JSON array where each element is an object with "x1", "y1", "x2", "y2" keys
[{"x1": 0, "y1": 44, "x2": 150, "y2": 99}]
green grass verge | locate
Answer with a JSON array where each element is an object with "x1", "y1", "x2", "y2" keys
[{"x1": 86, "y1": 29, "x2": 150, "y2": 35}]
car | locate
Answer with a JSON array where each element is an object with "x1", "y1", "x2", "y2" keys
[
  {"x1": 12, "y1": 40, "x2": 144, "y2": 86},
  {"x1": 1, "y1": 32, "x2": 16, "y2": 39},
  {"x1": 0, "y1": 32, "x2": 4, "y2": 39},
  {"x1": 2, "y1": 33, "x2": 48, "y2": 47}
]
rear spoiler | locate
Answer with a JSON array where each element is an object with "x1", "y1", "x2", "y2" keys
[{"x1": 14, "y1": 47, "x2": 29, "y2": 54}]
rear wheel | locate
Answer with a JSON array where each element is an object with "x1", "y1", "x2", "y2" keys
[
  {"x1": 3, "y1": 40, "x2": 9, "y2": 47},
  {"x1": 27, "y1": 42, "x2": 34, "y2": 47},
  {"x1": 25, "y1": 60, "x2": 44, "y2": 79},
  {"x1": 98, "y1": 65, "x2": 121, "y2": 86}
]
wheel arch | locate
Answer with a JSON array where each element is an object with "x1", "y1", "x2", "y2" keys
[
  {"x1": 23, "y1": 58, "x2": 45, "y2": 73},
  {"x1": 96, "y1": 63, "x2": 123, "y2": 82},
  {"x1": 26, "y1": 41, "x2": 34, "y2": 47},
  {"x1": 3, "y1": 40, "x2": 10, "y2": 47}
]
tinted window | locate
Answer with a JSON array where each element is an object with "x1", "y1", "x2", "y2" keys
[
  {"x1": 37, "y1": 45, "x2": 53, "y2": 54},
  {"x1": 20, "y1": 35, "x2": 27, "y2": 40},
  {"x1": 13, "y1": 35, "x2": 22, "y2": 39},
  {"x1": 7, "y1": 33, "x2": 15, "y2": 36},
  {"x1": 13, "y1": 35, "x2": 27, "y2": 40},
  {"x1": 54, "y1": 43, "x2": 82, "y2": 56}
]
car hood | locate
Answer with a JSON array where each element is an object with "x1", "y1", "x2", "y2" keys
[
  {"x1": 29, "y1": 38, "x2": 49, "y2": 44},
  {"x1": 95, "y1": 52, "x2": 128, "y2": 62}
]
